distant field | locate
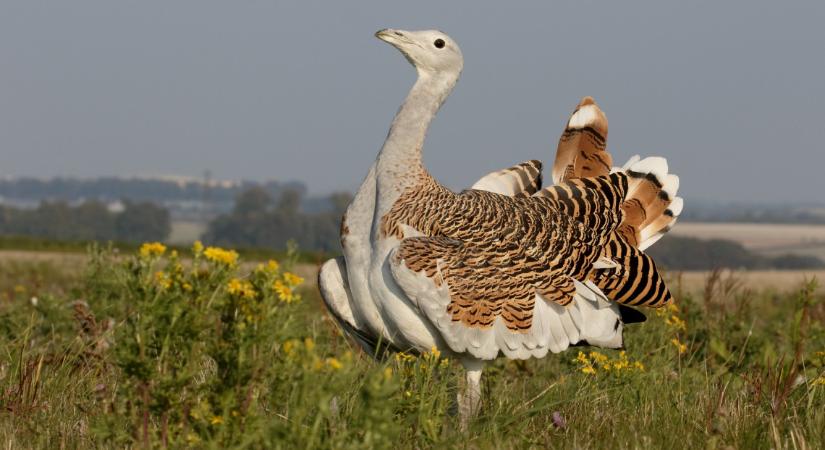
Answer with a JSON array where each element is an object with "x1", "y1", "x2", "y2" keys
[
  {"x1": 168, "y1": 220, "x2": 208, "y2": 244},
  {"x1": 671, "y1": 221, "x2": 825, "y2": 260}
]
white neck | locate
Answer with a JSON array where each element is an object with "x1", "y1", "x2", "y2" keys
[{"x1": 375, "y1": 70, "x2": 458, "y2": 194}]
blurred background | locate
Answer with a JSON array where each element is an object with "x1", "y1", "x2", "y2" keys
[{"x1": 1, "y1": 0, "x2": 824, "y2": 274}]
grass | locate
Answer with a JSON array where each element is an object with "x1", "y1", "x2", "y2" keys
[{"x1": 0, "y1": 246, "x2": 824, "y2": 449}]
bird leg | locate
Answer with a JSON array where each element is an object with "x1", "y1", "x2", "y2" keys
[{"x1": 458, "y1": 358, "x2": 484, "y2": 430}]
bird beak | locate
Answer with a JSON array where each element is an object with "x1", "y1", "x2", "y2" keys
[{"x1": 375, "y1": 29, "x2": 411, "y2": 46}]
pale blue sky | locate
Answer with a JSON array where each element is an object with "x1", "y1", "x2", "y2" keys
[{"x1": 1, "y1": 1, "x2": 823, "y2": 203}]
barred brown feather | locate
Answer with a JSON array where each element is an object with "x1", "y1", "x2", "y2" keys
[{"x1": 551, "y1": 97, "x2": 612, "y2": 184}]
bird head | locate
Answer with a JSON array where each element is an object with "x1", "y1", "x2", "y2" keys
[
  {"x1": 575, "y1": 301, "x2": 647, "y2": 350},
  {"x1": 375, "y1": 29, "x2": 463, "y2": 76}
]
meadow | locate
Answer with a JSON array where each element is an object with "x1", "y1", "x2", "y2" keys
[{"x1": 0, "y1": 245, "x2": 824, "y2": 449}]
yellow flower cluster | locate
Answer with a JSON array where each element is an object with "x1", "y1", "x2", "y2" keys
[
  {"x1": 255, "y1": 259, "x2": 280, "y2": 274},
  {"x1": 392, "y1": 347, "x2": 450, "y2": 373},
  {"x1": 812, "y1": 376, "x2": 825, "y2": 386},
  {"x1": 272, "y1": 279, "x2": 296, "y2": 303},
  {"x1": 282, "y1": 337, "x2": 347, "y2": 371},
  {"x1": 139, "y1": 242, "x2": 167, "y2": 259},
  {"x1": 395, "y1": 352, "x2": 416, "y2": 363},
  {"x1": 574, "y1": 350, "x2": 644, "y2": 375},
  {"x1": 658, "y1": 303, "x2": 690, "y2": 356},
  {"x1": 154, "y1": 271, "x2": 172, "y2": 290},
  {"x1": 203, "y1": 246, "x2": 239, "y2": 267},
  {"x1": 283, "y1": 272, "x2": 304, "y2": 287},
  {"x1": 227, "y1": 278, "x2": 256, "y2": 299},
  {"x1": 671, "y1": 338, "x2": 688, "y2": 354},
  {"x1": 192, "y1": 240, "x2": 204, "y2": 255},
  {"x1": 326, "y1": 357, "x2": 343, "y2": 370},
  {"x1": 665, "y1": 315, "x2": 687, "y2": 331}
]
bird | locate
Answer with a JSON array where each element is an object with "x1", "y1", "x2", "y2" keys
[{"x1": 318, "y1": 29, "x2": 683, "y2": 422}]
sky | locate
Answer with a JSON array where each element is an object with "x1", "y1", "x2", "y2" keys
[{"x1": 1, "y1": 1, "x2": 823, "y2": 204}]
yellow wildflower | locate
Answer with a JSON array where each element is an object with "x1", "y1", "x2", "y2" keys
[
  {"x1": 576, "y1": 351, "x2": 589, "y2": 364},
  {"x1": 256, "y1": 259, "x2": 282, "y2": 275},
  {"x1": 671, "y1": 338, "x2": 688, "y2": 354},
  {"x1": 203, "y1": 246, "x2": 239, "y2": 267},
  {"x1": 273, "y1": 280, "x2": 295, "y2": 303},
  {"x1": 283, "y1": 272, "x2": 304, "y2": 287},
  {"x1": 154, "y1": 271, "x2": 172, "y2": 290},
  {"x1": 182, "y1": 282, "x2": 193, "y2": 292},
  {"x1": 395, "y1": 352, "x2": 416, "y2": 363},
  {"x1": 227, "y1": 278, "x2": 256, "y2": 299},
  {"x1": 581, "y1": 366, "x2": 597, "y2": 375},
  {"x1": 383, "y1": 367, "x2": 394, "y2": 380},
  {"x1": 139, "y1": 242, "x2": 166, "y2": 258},
  {"x1": 813, "y1": 377, "x2": 825, "y2": 386},
  {"x1": 304, "y1": 337, "x2": 315, "y2": 352},
  {"x1": 283, "y1": 339, "x2": 296, "y2": 355},
  {"x1": 634, "y1": 361, "x2": 645, "y2": 371},
  {"x1": 210, "y1": 416, "x2": 224, "y2": 425},
  {"x1": 589, "y1": 351, "x2": 608, "y2": 364},
  {"x1": 326, "y1": 357, "x2": 343, "y2": 370},
  {"x1": 258, "y1": 259, "x2": 281, "y2": 273},
  {"x1": 429, "y1": 345, "x2": 442, "y2": 360},
  {"x1": 665, "y1": 315, "x2": 687, "y2": 331},
  {"x1": 192, "y1": 240, "x2": 204, "y2": 255}
]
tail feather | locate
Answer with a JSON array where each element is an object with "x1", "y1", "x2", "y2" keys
[
  {"x1": 638, "y1": 197, "x2": 683, "y2": 251},
  {"x1": 552, "y1": 97, "x2": 612, "y2": 184},
  {"x1": 617, "y1": 156, "x2": 683, "y2": 249}
]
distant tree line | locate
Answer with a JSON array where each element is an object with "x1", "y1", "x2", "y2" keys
[
  {"x1": 680, "y1": 203, "x2": 825, "y2": 225},
  {"x1": 0, "y1": 200, "x2": 170, "y2": 242},
  {"x1": 2, "y1": 184, "x2": 823, "y2": 271},
  {"x1": 647, "y1": 235, "x2": 825, "y2": 271},
  {"x1": 202, "y1": 188, "x2": 350, "y2": 253},
  {"x1": 0, "y1": 176, "x2": 306, "y2": 209}
]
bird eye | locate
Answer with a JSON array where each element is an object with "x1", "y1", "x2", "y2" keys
[{"x1": 434, "y1": 38, "x2": 445, "y2": 49}]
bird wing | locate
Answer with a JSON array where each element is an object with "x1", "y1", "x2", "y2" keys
[
  {"x1": 386, "y1": 178, "x2": 625, "y2": 360},
  {"x1": 471, "y1": 160, "x2": 543, "y2": 197}
]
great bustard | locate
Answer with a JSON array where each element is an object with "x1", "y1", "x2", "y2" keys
[{"x1": 319, "y1": 29, "x2": 683, "y2": 422}]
